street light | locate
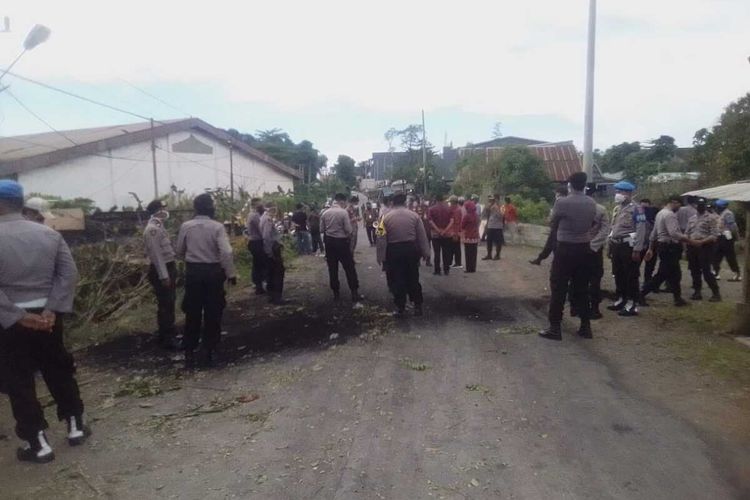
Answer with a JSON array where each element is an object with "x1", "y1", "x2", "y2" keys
[{"x1": 0, "y1": 24, "x2": 51, "y2": 84}]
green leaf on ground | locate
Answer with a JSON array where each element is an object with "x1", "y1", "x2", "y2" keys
[{"x1": 400, "y1": 357, "x2": 431, "y2": 371}]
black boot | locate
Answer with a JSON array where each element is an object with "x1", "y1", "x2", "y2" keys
[
  {"x1": 577, "y1": 322, "x2": 593, "y2": 339},
  {"x1": 690, "y1": 291, "x2": 702, "y2": 301},
  {"x1": 199, "y1": 347, "x2": 215, "y2": 368},
  {"x1": 17, "y1": 431, "x2": 55, "y2": 464},
  {"x1": 590, "y1": 306, "x2": 603, "y2": 320},
  {"x1": 539, "y1": 324, "x2": 562, "y2": 341},
  {"x1": 708, "y1": 292, "x2": 722, "y2": 302},
  {"x1": 184, "y1": 349, "x2": 196, "y2": 370},
  {"x1": 674, "y1": 297, "x2": 689, "y2": 307},
  {"x1": 332, "y1": 290, "x2": 341, "y2": 301},
  {"x1": 67, "y1": 415, "x2": 92, "y2": 446},
  {"x1": 529, "y1": 258, "x2": 542, "y2": 265},
  {"x1": 607, "y1": 298, "x2": 625, "y2": 311}
]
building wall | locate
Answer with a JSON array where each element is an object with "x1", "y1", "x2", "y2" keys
[{"x1": 18, "y1": 130, "x2": 295, "y2": 209}]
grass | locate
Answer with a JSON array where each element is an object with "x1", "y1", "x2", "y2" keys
[
  {"x1": 651, "y1": 301, "x2": 750, "y2": 385},
  {"x1": 400, "y1": 357, "x2": 431, "y2": 371}
]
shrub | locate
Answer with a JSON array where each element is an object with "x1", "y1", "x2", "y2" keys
[{"x1": 513, "y1": 197, "x2": 551, "y2": 225}]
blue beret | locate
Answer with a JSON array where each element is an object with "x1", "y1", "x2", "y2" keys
[
  {"x1": 715, "y1": 199, "x2": 729, "y2": 207},
  {"x1": 0, "y1": 180, "x2": 24, "y2": 200},
  {"x1": 613, "y1": 181, "x2": 636, "y2": 192}
]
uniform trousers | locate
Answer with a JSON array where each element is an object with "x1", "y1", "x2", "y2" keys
[
  {"x1": 464, "y1": 243, "x2": 478, "y2": 272},
  {"x1": 267, "y1": 246, "x2": 286, "y2": 302},
  {"x1": 324, "y1": 236, "x2": 359, "y2": 293},
  {"x1": 0, "y1": 314, "x2": 84, "y2": 441},
  {"x1": 182, "y1": 263, "x2": 226, "y2": 351},
  {"x1": 310, "y1": 230, "x2": 324, "y2": 254},
  {"x1": 486, "y1": 228, "x2": 504, "y2": 257},
  {"x1": 349, "y1": 226, "x2": 359, "y2": 254},
  {"x1": 610, "y1": 241, "x2": 641, "y2": 303},
  {"x1": 248, "y1": 240, "x2": 268, "y2": 291},
  {"x1": 713, "y1": 236, "x2": 740, "y2": 275},
  {"x1": 431, "y1": 237, "x2": 453, "y2": 274},
  {"x1": 452, "y1": 238, "x2": 462, "y2": 266},
  {"x1": 687, "y1": 244, "x2": 719, "y2": 294},
  {"x1": 386, "y1": 242, "x2": 423, "y2": 310},
  {"x1": 147, "y1": 261, "x2": 177, "y2": 339},
  {"x1": 644, "y1": 243, "x2": 683, "y2": 300},
  {"x1": 549, "y1": 242, "x2": 593, "y2": 325},
  {"x1": 366, "y1": 225, "x2": 377, "y2": 245},
  {"x1": 643, "y1": 242, "x2": 657, "y2": 283},
  {"x1": 589, "y1": 248, "x2": 604, "y2": 308}
]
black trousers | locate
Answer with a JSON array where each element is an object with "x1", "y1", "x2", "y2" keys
[
  {"x1": 452, "y1": 239, "x2": 462, "y2": 266},
  {"x1": 432, "y1": 237, "x2": 453, "y2": 273},
  {"x1": 267, "y1": 250, "x2": 285, "y2": 302},
  {"x1": 713, "y1": 236, "x2": 740, "y2": 275},
  {"x1": 182, "y1": 263, "x2": 226, "y2": 351},
  {"x1": 366, "y1": 225, "x2": 377, "y2": 245},
  {"x1": 0, "y1": 315, "x2": 84, "y2": 441},
  {"x1": 486, "y1": 228, "x2": 504, "y2": 257},
  {"x1": 147, "y1": 261, "x2": 177, "y2": 339},
  {"x1": 311, "y1": 230, "x2": 324, "y2": 253},
  {"x1": 248, "y1": 240, "x2": 268, "y2": 291},
  {"x1": 611, "y1": 242, "x2": 641, "y2": 303},
  {"x1": 549, "y1": 242, "x2": 593, "y2": 325},
  {"x1": 645, "y1": 243, "x2": 683, "y2": 300},
  {"x1": 464, "y1": 243, "x2": 478, "y2": 272},
  {"x1": 386, "y1": 242, "x2": 423, "y2": 309},
  {"x1": 324, "y1": 236, "x2": 359, "y2": 293},
  {"x1": 688, "y1": 244, "x2": 719, "y2": 294},
  {"x1": 590, "y1": 248, "x2": 604, "y2": 308},
  {"x1": 537, "y1": 230, "x2": 557, "y2": 261}
]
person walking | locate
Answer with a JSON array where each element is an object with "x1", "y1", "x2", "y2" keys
[
  {"x1": 363, "y1": 203, "x2": 378, "y2": 246},
  {"x1": 588, "y1": 201, "x2": 611, "y2": 319},
  {"x1": 0, "y1": 180, "x2": 89, "y2": 463},
  {"x1": 686, "y1": 199, "x2": 721, "y2": 301},
  {"x1": 607, "y1": 181, "x2": 647, "y2": 317},
  {"x1": 143, "y1": 199, "x2": 179, "y2": 349},
  {"x1": 462, "y1": 200, "x2": 481, "y2": 273},
  {"x1": 449, "y1": 195, "x2": 463, "y2": 268},
  {"x1": 261, "y1": 203, "x2": 286, "y2": 305},
  {"x1": 642, "y1": 195, "x2": 692, "y2": 307},
  {"x1": 309, "y1": 207, "x2": 325, "y2": 256},
  {"x1": 246, "y1": 198, "x2": 268, "y2": 294},
  {"x1": 321, "y1": 193, "x2": 363, "y2": 305},
  {"x1": 382, "y1": 194, "x2": 431, "y2": 317},
  {"x1": 427, "y1": 194, "x2": 454, "y2": 275},
  {"x1": 176, "y1": 194, "x2": 237, "y2": 369},
  {"x1": 529, "y1": 187, "x2": 569, "y2": 265},
  {"x1": 482, "y1": 195, "x2": 504, "y2": 261},
  {"x1": 713, "y1": 199, "x2": 742, "y2": 282},
  {"x1": 292, "y1": 203, "x2": 311, "y2": 255},
  {"x1": 539, "y1": 173, "x2": 597, "y2": 341},
  {"x1": 347, "y1": 196, "x2": 361, "y2": 255}
]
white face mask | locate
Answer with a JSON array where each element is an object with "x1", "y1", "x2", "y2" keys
[{"x1": 614, "y1": 193, "x2": 627, "y2": 204}]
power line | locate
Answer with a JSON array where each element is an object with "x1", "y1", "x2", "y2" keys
[
  {"x1": 118, "y1": 78, "x2": 192, "y2": 118},
  {"x1": 6, "y1": 89, "x2": 78, "y2": 146}
]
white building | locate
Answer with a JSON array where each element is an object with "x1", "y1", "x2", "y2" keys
[{"x1": 0, "y1": 118, "x2": 301, "y2": 210}]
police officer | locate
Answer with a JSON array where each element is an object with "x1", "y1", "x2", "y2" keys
[
  {"x1": 713, "y1": 199, "x2": 742, "y2": 282},
  {"x1": 382, "y1": 193, "x2": 431, "y2": 317},
  {"x1": 588, "y1": 199, "x2": 611, "y2": 319},
  {"x1": 0, "y1": 180, "x2": 89, "y2": 463},
  {"x1": 642, "y1": 195, "x2": 692, "y2": 307},
  {"x1": 176, "y1": 194, "x2": 237, "y2": 369},
  {"x1": 321, "y1": 193, "x2": 363, "y2": 305},
  {"x1": 540, "y1": 172, "x2": 597, "y2": 341},
  {"x1": 260, "y1": 202, "x2": 286, "y2": 305},
  {"x1": 686, "y1": 198, "x2": 721, "y2": 301},
  {"x1": 607, "y1": 181, "x2": 647, "y2": 317},
  {"x1": 246, "y1": 198, "x2": 267, "y2": 295},
  {"x1": 143, "y1": 200, "x2": 179, "y2": 349}
]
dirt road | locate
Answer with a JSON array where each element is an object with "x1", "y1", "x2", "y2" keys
[{"x1": 1, "y1": 238, "x2": 748, "y2": 499}]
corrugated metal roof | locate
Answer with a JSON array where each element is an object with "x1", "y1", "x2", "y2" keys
[
  {"x1": 683, "y1": 181, "x2": 750, "y2": 202},
  {"x1": 529, "y1": 143, "x2": 583, "y2": 182}
]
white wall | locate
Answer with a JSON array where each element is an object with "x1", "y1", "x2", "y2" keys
[{"x1": 18, "y1": 130, "x2": 295, "y2": 209}]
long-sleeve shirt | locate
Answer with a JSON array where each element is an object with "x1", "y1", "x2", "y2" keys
[
  {"x1": 590, "y1": 204, "x2": 611, "y2": 252},
  {"x1": 246, "y1": 211, "x2": 263, "y2": 241},
  {"x1": 610, "y1": 201, "x2": 647, "y2": 251},
  {"x1": 484, "y1": 204, "x2": 505, "y2": 229},
  {"x1": 383, "y1": 207, "x2": 431, "y2": 259},
  {"x1": 143, "y1": 217, "x2": 175, "y2": 280},
  {"x1": 176, "y1": 215, "x2": 236, "y2": 278},
  {"x1": 718, "y1": 209, "x2": 739, "y2": 237},
  {"x1": 550, "y1": 191, "x2": 596, "y2": 244},
  {"x1": 428, "y1": 203, "x2": 453, "y2": 233},
  {"x1": 651, "y1": 208, "x2": 685, "y2": 244},
  {"x1": 260, "y1": 213, "x2": 280, "y2": 257},
  {"x1": 687, "y1": 212, "x2": 720, "y2": 241},
  {"x1": 0, "y1": 213, "x2": 79, "y2": 328},
  {"x1": 320, "y1": 205, "x2": 353, "y2": 239},
  {"x1": 677, "y1": 205, "x2": 697, "y2": 233}
]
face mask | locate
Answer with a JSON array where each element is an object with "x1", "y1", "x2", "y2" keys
[{"x1": 614, "y1": 193, "x2": 626, "y2": 204}]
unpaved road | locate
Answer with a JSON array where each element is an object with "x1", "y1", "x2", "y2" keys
[{"x1": 0, "y1": 238, "x2": 748, "y2": 499}]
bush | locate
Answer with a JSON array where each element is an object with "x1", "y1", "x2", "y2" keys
[{"x1": 513, "y1": 196, "x2": 551, "y2": 225}]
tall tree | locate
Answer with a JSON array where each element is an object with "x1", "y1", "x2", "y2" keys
[
  {"x1": 491, "y1": 121, "x2": 503, "y2": 139},
  {"x1": 333, "y1": 155, "x2": 357, "y2": 188},
  {"x1": 599, "y1": 142, "x2": 641, "y2": 173}
]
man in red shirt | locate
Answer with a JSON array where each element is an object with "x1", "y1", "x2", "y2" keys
[
  {"x1": 448, "y1": 196, "x2": 463, "y2": 268},
  {"x1": 502, "y1": 196, "x2": 518, "y2": 244},
  {"x1": 427, "y1": 194, "x2": 454, "y2": 276}
]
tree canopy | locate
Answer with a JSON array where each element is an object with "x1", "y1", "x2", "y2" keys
[
  {"x1": 333, "y1": 155, "x2": 357, "y2": 188},
  {"x1": 598, "y1": 135, "x2": 680, "y2": 183}
]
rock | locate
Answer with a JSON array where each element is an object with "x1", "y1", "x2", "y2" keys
[{"x1": 329, "y1": 333, "x2": 340, "y2": 340}]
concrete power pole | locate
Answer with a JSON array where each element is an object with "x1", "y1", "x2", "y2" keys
[
  {"x1": 150, "y1": 118, "x2": 158, "y2": 199},
  {"x1": 422, "y1": 110, "x2": 427, "y2": 196},
  {"x1": 582, "y1": 0, "x2": 597, "y2": 180}
]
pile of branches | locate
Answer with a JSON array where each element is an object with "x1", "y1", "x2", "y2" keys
[{"x1": 70, "y1": 240, "x2": 152, "y2": 327}]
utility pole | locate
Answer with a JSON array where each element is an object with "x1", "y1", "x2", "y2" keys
[
  {"x1": 228, "y1": 140, "x2": 234, "y2": 202},
  {"x1": 150, "y1": 118, "x2": 158, "y2": 199},
  {"x1": 422, "y1": 109, "x2": 428, "y2": 196},
  {"x1": 582, "y1": 0, "x2": 597, "y2": 180}
]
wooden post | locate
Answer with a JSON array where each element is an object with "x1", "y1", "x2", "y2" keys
[
  {"x1": 150, "y1": 118, "x2": 158, "y2": 199},
  {"x1": 738, "y1": 202, "x2": 750, "y2": 335}
]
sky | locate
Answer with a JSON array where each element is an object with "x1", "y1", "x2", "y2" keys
[{"x1": 0, "y1": 0, "x2": 748, "y2": 165}]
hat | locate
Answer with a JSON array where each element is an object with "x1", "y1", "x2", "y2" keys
[
  {"x1": 0, "y1": 180, "x2": 24, "y2": 200},
  {"x1": 24, "y1": 197, "x2": 55, "y2": 219},
  {"x1": 146, "y1": 199, "x2": 167, "y2": 215},
  {"x1": 448, "y1": 195, "x2": 458, "y2": 203},
  {"x1": 715, "y1": 199, "x2": 729, "y2": 207},
  {"x1": 613, "y1": 181, "x2": 636, "y2": 192},
  {"x1": 488, "y1": 195, "x2": 496, "y2": 200}
]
